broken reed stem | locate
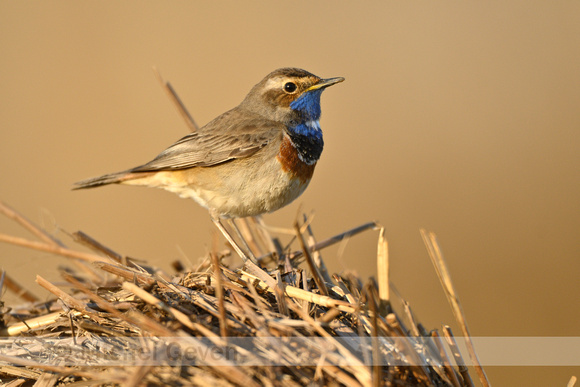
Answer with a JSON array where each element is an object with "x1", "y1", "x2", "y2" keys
[
  {"x1": 72, "y1": 230, "x2": 123, "y2": 262},
  {"x1": 385, "y1": 313, "x2": 433, "y2": 385},
  {"x1": 0, "y1": 353, "x2": 96, "y2": 379},
  {"x1": 431, "y1": 330, "x2": 463, "y2": 387},
  {"x1": 287, "y1": 301, "x2": 372, "y2": 386},
  {"x1": 376, "y1": 226, "x2": 389, "y2": 303},
  {"x1": 211, "y1": 233, "x2": 228, "y2": 338},
  {"x1": 253, "y1": 215, "x2": 280, "y2": 257},
  {"x1": 153, "y1": 67, "x2": 199, "y2": 132},
  {"x1": 124, "y1": 366, "x2": 154, "y2": 387},
  {"x1": 35, "y1": 275, "x2": 93, "y2": 316},
  {"x1": 287, "y1": 221, "x2": 379, "y2": 261},
  {"x1": 362, "y1": 280, "x2": 382, "y2": 387},
  {"x1": 0, "y1": 310, "x2": 82, "y2": 336},
  {"x1": 93, "y1": 262, "x2": 155, "y2": 286},
  {"x1": 121, "y1": 282, "x2": 200, "y2": 334},
  {"x1": 71, "y1": 274, "x2": 175, "y2": 337},
  {"x1": 235, "y1": 217, "x2": 263, "y2": 257},
  {"x1": 239, "y1": 271, "x2": 355, "y2": 313},
  {"x1": 443, "y1": 326, "x2": 475, "y2": 387},
  {"x1": 402, "y1": 300, "x2": 420, "y2": 337},
  {"x1": 420, "y1": 229, "x2": 490, "y2": 387},
  {"x1": 294, "y1": 220, "x2": 328, "y2": 296},
  {"x1": 303, "y1": 214, "x2": 333, "y2": 284}
]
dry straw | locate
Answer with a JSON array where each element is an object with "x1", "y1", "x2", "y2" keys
[{"x1": 0, "y1": 200, "x2": 482, "y2": 386}]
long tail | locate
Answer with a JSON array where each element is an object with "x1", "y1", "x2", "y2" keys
[{"x1": 73, "y1": 170, "x2": 154, "y2": 190}]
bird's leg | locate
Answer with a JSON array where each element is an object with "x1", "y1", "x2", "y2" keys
[
  {"x1": 229, "y1": 218, "x2": 258, "y2": 263},
  {"x1": 210, "y1": 213, "x2": 258, "y2": 265}
]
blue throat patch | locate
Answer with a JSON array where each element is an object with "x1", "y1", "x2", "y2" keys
[
  {"x1": 288, "y1": 89, "x2": 324, "y2": 164},
  {"x1": 290, "y1": 89, "x2": 323, "y2": 120}
]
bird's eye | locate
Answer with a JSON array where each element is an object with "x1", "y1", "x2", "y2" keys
[{"x1": 284, "y1": 82, "x2": 297, "y2": 93}]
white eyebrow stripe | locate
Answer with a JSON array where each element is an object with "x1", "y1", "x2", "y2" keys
[{"x1": 264, "y1": 77, "x2": 287, "y2": 91}]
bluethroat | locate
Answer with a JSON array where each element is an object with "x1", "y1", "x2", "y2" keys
[{"x1": 74, "y1": 68, "x2": 344, "y2": 262}]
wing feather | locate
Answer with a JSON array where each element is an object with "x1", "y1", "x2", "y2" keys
[{"x1": 131, "y1": 109, "x2": 281, "y2": 172}]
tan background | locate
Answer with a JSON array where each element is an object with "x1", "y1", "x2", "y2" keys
[{"x1": 1, "y1": 2, "x2": 579, "y2": 385}]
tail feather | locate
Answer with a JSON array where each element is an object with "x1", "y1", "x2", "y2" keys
[{"x1": 73, "y1": 170, "x2": 152, "y2": 190}]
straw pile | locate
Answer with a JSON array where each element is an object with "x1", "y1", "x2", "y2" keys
[{"x1": 0, "y1": 201, "x2": 488, "y2": 386}]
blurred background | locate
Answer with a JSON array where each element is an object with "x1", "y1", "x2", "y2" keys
[{"x1": 1, "y1": 2, "x2": 578, "y2": 385}]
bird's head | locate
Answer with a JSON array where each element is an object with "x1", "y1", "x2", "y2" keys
[{"x1": 241, "y1": 68, "x2": 344, "y2": 124}]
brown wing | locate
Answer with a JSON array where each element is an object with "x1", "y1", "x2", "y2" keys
[
  {"x1": 73, "y1": 108, "x2": 282, "y2": 189},
  {"x1": 130, "y1": 109, "x2": 281, "y2": 172}
]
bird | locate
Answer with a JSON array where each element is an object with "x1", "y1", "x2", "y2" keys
[{"x1": 74, "y1": 67, "x2": 344, "y2": 262}]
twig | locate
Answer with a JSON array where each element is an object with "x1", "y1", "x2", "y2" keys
[{"x1": 153, "y1": 67, "x2": 199, "y2": 132}]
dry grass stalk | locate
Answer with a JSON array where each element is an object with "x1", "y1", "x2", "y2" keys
[
  {"x1": 287, "y1": 221, "x2": 379, "y2": 262},
  {"x1": 211, "y1": 232, "x2": 229, "y2": 339},
  {"x1": 71, "y1": 230, "x2": 123, "y2": 263},
  {"x1": 431, "y1": 330, "x2": 463, "y2": 387},
  {"x1": 0, "y1": 232, "x2": 115, "y2": 264},
  {"x1": 0, "y1": 200, "x2": 64, "y2": 248},
  {"x1": 442, "y1": 326, "x2": 475, "y2": 387},
  {"x1": 303, "y1": 216, "x2": 333, "y2": 285},
  {"x1": 376, "y1": 226, "x2": 389, "y2": 305},
  {"x1": 153, "y1": 67, "x2": 199, "y2": 132},
  {"x1": 421, "y1": 229, "x2": 490, "y2": 387},
  {"x1": 0, "y1": 202, "x2": 480, "y2": 386},
  {"x1": 1, "y1": 310, "x2": 82, "y2": 337},
  {"x1": 294, "y1": 220, "x2": 328, "y2": 296}
]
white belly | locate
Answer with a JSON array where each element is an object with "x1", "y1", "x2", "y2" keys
[{"x1": 127, "y1": 155, "x2": 312, "y2": 218}]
